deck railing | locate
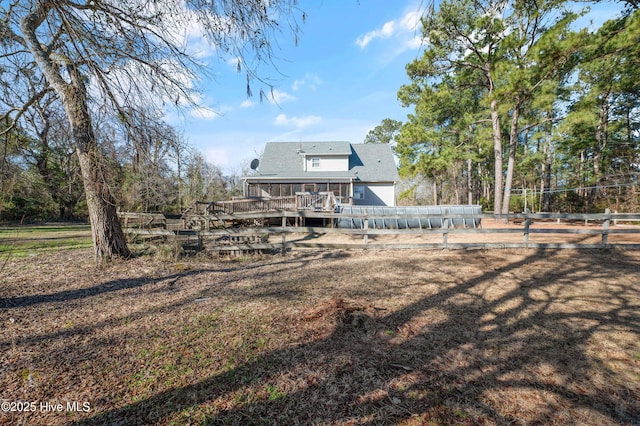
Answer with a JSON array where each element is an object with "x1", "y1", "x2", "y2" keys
[
  {"x1": 205, "y1": 192, "x2": 338, "y2": 215},
  {"x1": 208, "y1": 196, "x2": 297, "y2": 214}
]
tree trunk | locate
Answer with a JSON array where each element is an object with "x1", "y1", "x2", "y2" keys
[
  {"x1": 542, "y1": 113, "x2": 553, "y2": 212},
  {"x1": 593, "y1": 97, "x2": 609, "y2": 182},
  {"x1": 21, "y1": 5, "x2": 130, "y2": 262},
  {"x1": 76, "y1": 146, "x2": 130, "y2": 260},
  {"x1": 467, "y1": 158, "x2": 473, "y2": 205},
  {"x1": 176, "y1": 149, "x2": 183, "y2": 213},
  {"x1": 491, "y1": 98, "x2": 503, "y2": 215},
  {"x1": 579, "y1": 150, "x2": 585, "y2": 197},
  {"x1": 501, "y1": 102, "x2": 520, "y2": 214},
  {"x1": 433, "y1": 179, "x2": 438, "y2": 205},
  {"x1": 67, "y1": 70, "x2": 130, "y2": 261},
  {"x1": 451, "y1": 164, "x2": 460, "y2": 205}
]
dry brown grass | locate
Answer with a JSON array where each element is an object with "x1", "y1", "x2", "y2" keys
[{"x1": 1, "y1": 246, "x2": 639, "y2": 425}]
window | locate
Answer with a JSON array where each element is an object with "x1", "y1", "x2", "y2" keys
[
  {"x1": 354, "y1": 186, "x2": 365, "y2": 200},
  {"x1": 311, "y1": 157, "x2": 320, "y2": 168}
]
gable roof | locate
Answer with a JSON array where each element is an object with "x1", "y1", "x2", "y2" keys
[{"x1": 253, "y1": 141, "x2": 399, "y2": 182}]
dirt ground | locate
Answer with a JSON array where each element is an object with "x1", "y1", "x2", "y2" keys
[{"x1": 1, "y1": 244, "x2": 640, "y2": 425}]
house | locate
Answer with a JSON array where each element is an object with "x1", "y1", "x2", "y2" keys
[{"x1": 242, "y1": 141, "x2": 399, "y2": 206}]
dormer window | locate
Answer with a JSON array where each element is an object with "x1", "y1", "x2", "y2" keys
[{"x1": 311, "y1": 157, "x2": 320, "y2": 168}]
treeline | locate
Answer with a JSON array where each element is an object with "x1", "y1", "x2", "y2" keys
[
  {"x1": 3, "y1": 1, "x2": 638, "y2": 229},
  {"x1": 369, "y1": 0, "x2": 639, "y2": 213},
  {"x1": 0, "y1": 106, "x2": 243, "y2": 222}
]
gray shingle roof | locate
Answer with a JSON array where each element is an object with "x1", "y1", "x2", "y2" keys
[
  {"x1": 298, "y1": 141, "x2": 352, "y2": 155},
  {"x1": 252, "y1": 141, "x2": 399, "y2": 182}
]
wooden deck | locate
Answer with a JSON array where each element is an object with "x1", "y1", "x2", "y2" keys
[
  {"x1": 178, "y1": 193, "x2": 340, "y2": 230},
  {"x1": 183, "y1": 192, "x2": 338, "y2": 216}
]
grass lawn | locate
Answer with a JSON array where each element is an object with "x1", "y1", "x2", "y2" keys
[
  {"x1": 1, "y1": 246, "x2": 639, "y2": 425},
  {"x1": 0, "y1": 223, "x2": 92, "y2": 257}
]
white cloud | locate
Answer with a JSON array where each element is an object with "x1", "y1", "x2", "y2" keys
[
  {"x1": 274, "y1": 113, "x2": 322, "y2": 128},
  {"x1": 189, "y1": 105, "x2": 218, "y2": 120},
  {"x1": 355, "y1": 8, "x2": 423, "y2": 52},
  {"x1": 406, "y1": 35, "x2": 425, "y2": 50},
  {"x1": 269, "y1": 117, "x2": 381, "y2": 147},
  {"x1": 240, "y1": 99, "x2": 256, "y2": 108},
  {"x1": 355, "y1": 20, "x2": 393, "y2": 48},
  {"x1": 292, "y1": 73, "x2": 323, "y2": 91},
  {"x1": 189, "y1": 129, "x2": 270, "y2": 175},
  {"x1": 270, "y1": 89, "x2": 296, "y2": 104},
  {"x1": 186, "y1": 36, "x2": 217, "y2": 59},
  {"x1": 355, "y1": 32, "x2": 375, "y2": 49},
  {"x1": 203, "y1": 147, "x2": 230, "y2": 168},
  {"x1": 381, "y1": 21, "x2": 397, "y2": 37},
  {"x1": 400, "y1": 10, "x2": 422, "y2": 32},
  {"x1": 150, "y1": 3, "x2": 218, "y2": 60}
]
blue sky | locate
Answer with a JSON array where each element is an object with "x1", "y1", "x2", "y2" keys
[
  {"x1": 168, "y1": 1, "x2": 427, "y2": 174},
  {"x1": 167, "y1": 0, "x2": 620, "y2": 175}
]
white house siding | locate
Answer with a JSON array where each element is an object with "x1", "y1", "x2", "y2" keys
[
  {"x1": 354, "y1": 184, "x2": 396, "y2": 206},
  {"x1": 304, "y1": 155, "x2": 349, "y2": 172}
]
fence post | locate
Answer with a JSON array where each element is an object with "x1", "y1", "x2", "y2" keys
[
  {"x1": 363, "y1": 217, "x2": 369, "y2": 246},
  {"x1": 523, "y1": 208, "x2": 530, "y2": 249},
  {"x1": 281, "y1": 232, "x2": 287, "y2": 256},
  {"x1": 602, "y1": 208, "x2": 611, "y2": 247},
  {"x1": 442, "y1": 209, "x2": 449, "y2": 249}
]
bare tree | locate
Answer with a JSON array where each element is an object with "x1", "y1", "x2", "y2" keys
[
  {"x1": 166, "y1": 130, "x2": 191, "y2": 214},
  {"x1": 1, "y1": 0, "x2": 303, "y2": 261},
  {"x1": 118, "y1": 107, "x2": 179, "y2": 212},
  {"x1": 19, "y1": 95, "x2": 85, "y2": 219}
]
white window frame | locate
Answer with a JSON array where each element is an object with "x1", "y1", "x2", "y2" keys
[{"x1": 311, "y1": 157, "x2": 320, "y2": 168}]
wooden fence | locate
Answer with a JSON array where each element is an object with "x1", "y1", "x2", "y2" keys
[
  {"x1": 118, "y1": 212, "x2": 167, "y2": 229},
  {"x1": 121, "y1": 210, "x2": 640, "y2": 253}
]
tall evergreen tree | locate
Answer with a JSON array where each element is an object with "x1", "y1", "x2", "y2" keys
[{"x1": 397, "y1": 0, "x2": 587, "y2": 213}]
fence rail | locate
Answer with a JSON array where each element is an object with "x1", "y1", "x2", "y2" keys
[
  {"x1": 121, "y1": 209, "x2": 640, "y2": 252},
  {"x1": 118, "y1": 212, "x2": 166, "y2": 229}
]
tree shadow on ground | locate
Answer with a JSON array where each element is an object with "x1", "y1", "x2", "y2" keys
[
  {"x1": 69, "y1": 248, "x2": 640, "y2": 425},
  {"x1": 0, "y1": 268, "x2": 218, "y2": 309},
  {"x1": 0, "y1": 248, "x2": 330, "y2": 311},
  {"x1": 0, "y1": 252, "x2": 333, "y2": 358}
]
